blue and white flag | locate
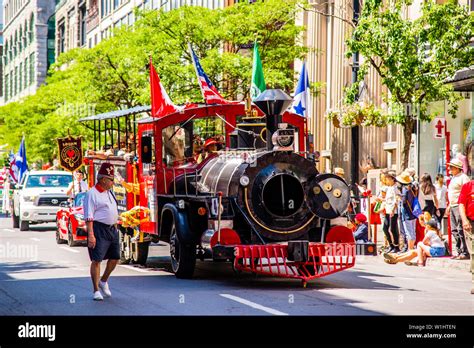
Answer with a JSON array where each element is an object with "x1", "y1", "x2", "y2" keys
[
  {"x1": 10, "y1": 137, "x2": 28, "y2": 183},
  {"x1": 291, "y1": 62, "x2": 310, "y2": 117}
]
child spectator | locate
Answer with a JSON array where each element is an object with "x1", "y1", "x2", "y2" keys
[
  {"x1": 382, "y1": 219, "x2": 446, "y2": 267},
  {"x1": 353, "y1": 213, "x2": 369, "y2": 243},
  {"x1": 435, "y1": 174, "x2": 447, "y2": 224}
]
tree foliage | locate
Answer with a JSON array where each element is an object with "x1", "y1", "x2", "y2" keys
[
  {"x1": 0, "y1": 0, "x2": 306, "y2": 162},
  {"x1": 328, "y1": 0, "x2": 474, "y2": 168}
]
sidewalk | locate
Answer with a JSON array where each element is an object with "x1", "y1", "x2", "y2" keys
[{"x1": 425, "y1": 257, "x2": 471, "y2": 272}]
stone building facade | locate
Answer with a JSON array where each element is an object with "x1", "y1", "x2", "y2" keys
[{"x1": 2, "y1": 0, "x2": 55, "y2": 104}]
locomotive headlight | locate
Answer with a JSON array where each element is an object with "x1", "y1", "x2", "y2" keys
[
  {"x1": 240, "y1": 175, "x2": 250, "y2": 187},
  {"x1": 272, "y1": 128, "x2": 295, "y2": 149}
]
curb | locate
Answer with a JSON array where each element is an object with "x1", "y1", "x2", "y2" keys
[{"x1": 425, "y1": 257, "x2": 471, "y2": 272}]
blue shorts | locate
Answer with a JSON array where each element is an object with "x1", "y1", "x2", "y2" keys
[
  {"x1": 88, "y1": 221, "x2": 120, "y2": 262},
  {"x1": 429, "y1": 247, "x2": 445, "y2": 257}
]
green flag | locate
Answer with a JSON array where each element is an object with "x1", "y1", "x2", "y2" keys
[{"x1": 251, "y1": 41, "x2": 266, "y2": 100}]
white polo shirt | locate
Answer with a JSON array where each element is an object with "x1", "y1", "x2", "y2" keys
[{"x1": 84, "y1": 184, "x2": 119, "y2": 226}]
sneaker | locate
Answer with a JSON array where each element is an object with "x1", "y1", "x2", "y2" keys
[
  {"x1": 99, "y1": 281, "x2": 112, "y2": 297},
  {"x1": 93, "y1": 291, "x2": 103, "y2": 301}
]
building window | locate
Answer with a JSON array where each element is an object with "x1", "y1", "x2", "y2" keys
[
  {"x1": 29, "y1": 53, "x2": 35, "y2": 86},
  {"x1": 24, "y1": 56, "x2": 29, "y2": 87},
  {"x1": 14, "y1": 66, "x2": 18, "y2": 95},
  {"x1": 114, "y1": 0, "x2": 119, "y2": 9},
  {"x1": 29, "y1": 14, "x2": 35, "y2": 43},
  {"x1": 19, "y1": 62, "x2": 23, "y2": 91},
  {"x1": 80, "y1": 4, "x2": 87, "y2": 46},
  {"x1": 5, "y1": 73, "x2": 9, "y2": 100},
  {"x1": 58, "y1": 21, "x2": 66, "y2": 54}
]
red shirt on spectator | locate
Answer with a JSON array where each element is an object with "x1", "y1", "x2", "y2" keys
[{"x1": 458, "y1": 180, "x2": 474, "y2": 221}]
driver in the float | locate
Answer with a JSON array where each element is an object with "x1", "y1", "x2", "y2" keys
[{"x1": 197, "y1": 138, "x2": 218, "y2": 164}]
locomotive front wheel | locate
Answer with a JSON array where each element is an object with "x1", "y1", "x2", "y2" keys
[{"x1": 169, "y1": 222, "x2": 196, "y2": 279}]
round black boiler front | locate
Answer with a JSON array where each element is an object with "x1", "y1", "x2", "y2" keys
[
  {"x1": 239, "y1": 151, "x2": 319, "y2": 241},
  {"x1": 261, "y1": 173, "x2": 305, "y2": 217}
]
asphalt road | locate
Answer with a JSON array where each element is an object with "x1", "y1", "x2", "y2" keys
[{"x1": 0, "y1": 217, "x2": 472, "y2": 315}]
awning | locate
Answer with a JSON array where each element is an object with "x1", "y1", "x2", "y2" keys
[
  {"x1": 78, "y1": 105, "x2": 151, "y2": 122},
  {"x1": 446, "y1": 67, "x2": 474, "y2": 92}
]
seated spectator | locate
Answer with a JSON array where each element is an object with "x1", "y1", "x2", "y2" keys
[
  {"x1": 382, "y1": 219, "x2": 446, "y2": 267},
  {"x1": 353, "y1": 213, "x2": 369, "y2": 243}
]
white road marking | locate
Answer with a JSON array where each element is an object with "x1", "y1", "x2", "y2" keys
[
  {"x1": 60, "y1": 247, "x2": 80, "y2": 253},
  {"x1": 220, "y1": 294, "x2": 288, "y2": 316},
  {"x1": 30, "y1": 238, "x2": 41, "y2": 242},
  {"x1": 119, "y1": 265, "x2": 150, "y2": 273},
  {"x1": 3, "y1": 228, "x2": 15, "y2": 232}
]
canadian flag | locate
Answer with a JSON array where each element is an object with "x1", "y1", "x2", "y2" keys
[{"x1": 149, "y1": 58, "x2": 179, "y2": 118}]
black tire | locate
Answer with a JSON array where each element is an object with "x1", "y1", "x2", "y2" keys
[
  {"x1": 19, "y1": 219, "x2": 29, "y2": 231},
  {"x1": 67, "y1": 222, "x2": 80, "y2": 247},
  {"x1": 131, "y1": 241, "x2": 150, "y2": 266},
  {"x1": 119, "y1": 230, "x2": 131, "y2": 264},
  {"x1": 169, "y1": 221, "x2": 196, "y2": 279},
  {"x1": 12, "y1": 210, "x2": 19, "y2": 228}
]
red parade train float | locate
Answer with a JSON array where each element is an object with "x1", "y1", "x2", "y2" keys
[{"x1": 79, "y1": 89, "x2": 356, "y2": 286}]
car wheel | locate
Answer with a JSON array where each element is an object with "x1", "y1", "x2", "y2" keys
[
  {"x1": 19, "y1": 219, "x2": 29, "y2": 231},
  {"x1": 12, "y1": 211, "x2": 19, "y2": 228},
  {"x1": 169, "y1": 221, "x2": 196, "y2": 279},
  {"x1": 56, "y1": 227, "x2": 67, "y2": 244},
  {"x1": 67, "y1": 222, "x2": 80, "y2": 247}
]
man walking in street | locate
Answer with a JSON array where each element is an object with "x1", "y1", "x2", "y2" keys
[
  {"x1": 84, "y1": 163, "x2": 119, "y2": 301},
  {"x1": 458, "y1": 179, "x2": 474, "y2": 294},
  {"x1": 447, "y1": 158, "x2": 470, "y2": 260}
]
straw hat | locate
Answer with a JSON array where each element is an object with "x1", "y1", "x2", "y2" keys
[
  {"x1": 396, "y1": 171, "x2": 413, "y2": 185},
  {"x1": 447, "y1": 158, "x2": 463, "y2": 170},
  {"x1": 385, "y1": 170, "x2": 396, "y2": 179}
]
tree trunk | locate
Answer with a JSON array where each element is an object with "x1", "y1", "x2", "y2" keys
[{"x1": 401, "y1": 118, "x2": 414, "y2": 170}]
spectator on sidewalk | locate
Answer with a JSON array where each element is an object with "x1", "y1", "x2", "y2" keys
[
  {"x1": 447, "y1": 158, "x2": 470, "y2": 260},
  {"x1": 381, "y1": 170, "x2": 400, "y2": 253},
  {"x1": 397, "y1": 172, "x2": 417, "y2": 251},
  {"x1": 353, "y1": 213, "x2": 369, "y2": 243},
  {"x1": 383, "y1": 219, "x2": 446, "y2": 267},
  {"x1": 435, "y1": 174, "x2": 447, "y2": 225},
  {"x1": 458, "y1": 179, "x2": 474, "y2": 294},
  {"x1": 419, "y1": 173, "x2": 439, "y2": 216}
]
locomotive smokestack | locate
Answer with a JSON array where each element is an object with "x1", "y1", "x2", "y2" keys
[{"x1": 254, "y1": 89, "x2": 293, "y2": 150}]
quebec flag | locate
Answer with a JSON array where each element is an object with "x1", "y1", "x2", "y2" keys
[
  {"x1": 10, "y1": 137, "x2": 28, "y2": 183},
  {"x1": 291, "y1": 61, "x2": 310, "y2": 117}
]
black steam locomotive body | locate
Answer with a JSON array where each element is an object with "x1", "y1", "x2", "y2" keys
[{"x1": 157, "y1": 90, "x2": 356, "y2": 285}]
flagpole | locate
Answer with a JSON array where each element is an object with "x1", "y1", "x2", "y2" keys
[{"x1": 188, "y1": 43, "x2": 207, "y2": 106}]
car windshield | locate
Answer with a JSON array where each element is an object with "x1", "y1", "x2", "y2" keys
[
  {"x1": 25, "y1": 174, "x2": 72, "y2": 188},
  {"x1": 74, "y1": 192, "x2": 86, "y2": 207}
]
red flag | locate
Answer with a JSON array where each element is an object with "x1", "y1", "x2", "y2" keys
[{"x1": 150, "y1": 58, "x2": 179, "y2": 117}]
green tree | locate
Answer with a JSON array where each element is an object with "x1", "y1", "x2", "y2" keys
[
  {"x1": 0, "y1": 0, "x2": 306, "y2": 161},
  {"x1": 328, "y1": 0, "x2": 474, "y2": 168}
]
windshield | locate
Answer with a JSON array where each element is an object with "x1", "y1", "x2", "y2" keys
[{"x1": 25, "y1": 174, "x2": 73, "y2": 188}]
